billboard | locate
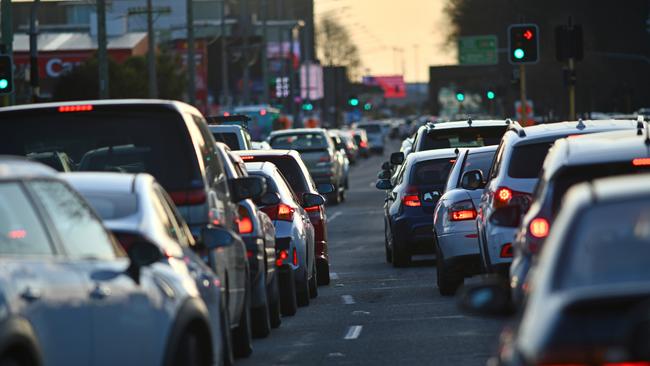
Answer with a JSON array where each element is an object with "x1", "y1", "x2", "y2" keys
[{"x1": 363, "y1": 75, "x2": 407, "y2": 99}]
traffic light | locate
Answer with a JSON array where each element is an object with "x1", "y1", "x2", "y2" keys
[
  {"x1": 0, "y1": 55, "x2": 13, "y2": 95},
  {"x1": 508, "y1": 24, "x2": 539, "y2": 64},
  {"x1": 363, "y1": 102, "x2": 372, "y2": 111},
  {"x1": 486, "y1": 90, "x2": 496, "y2": 100},
  {"x1": 348, "y1": 96, "x2": 359, "y2": 107},
  {"x1": 455, "y1": 90, "x2": 465, "y2": 102},
  {"x1": 302, "y1": 102, "x2": 314, "y2": 111}
]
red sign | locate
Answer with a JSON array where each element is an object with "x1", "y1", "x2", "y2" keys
[{"x1": 363, "y1": 75, "x2": 407, "y2": 99}]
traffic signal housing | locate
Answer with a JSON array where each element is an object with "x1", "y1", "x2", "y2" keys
[
  {"x1": 0, "y1": 55, "x2": 13, "y2": 95},
  {"x1": 508, "y1": 24, "x2": 539, "y2": 64}
]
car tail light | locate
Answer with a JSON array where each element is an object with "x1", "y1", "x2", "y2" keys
[
  {"x1": 7, "y1": 229, "x2": 27, "y2": 239},
  {"x1": 449, "y1": 200, "x2": 477, "y2": 221},
  {"x1": 58, "y1": 104, "x2": 93, "y2": 112},
  {"x1": 241, "y1": 155, "x2": 255, "y2": 161},
  {"x1": 247, "y1": 250, "x2": 254, "y2": 259},
  {"x1": 402, "y1": 186, "x2": 421, "y2": 207},
  {"x1": 293, "y1": 248, "x2": 298, "y2": 266},
  {"x1": 276, "y1": 249, "x2": 288, "y2": 267},
  {"x1": 360, "y1": 140, "x2": 368, "y2": 148},
  {"x1": 529, "y1": 217, "x2": 549, "y2": 238},
  {"x1": 493, "y1": 186, "x2": 531, "y2": 209},
  {"x1": 237, "y1": 206, "x2": 254, "y2": 234},
  {"x1": 500, "y1": 243, "x2": 513, "y2": 258},
  {"x1": 169, "y1": 188, "x2": 207, "y2": 206},
  {"x1": 632, "y1": 157, "x2": 650, "y2": 166},
  {"x1": 262, "y1": 203, "x2": 295, "y2": 221}
]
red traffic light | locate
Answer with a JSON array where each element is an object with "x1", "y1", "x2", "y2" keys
[{"x1": 523, "y1": 29, "x2": 534, "y2": 40}]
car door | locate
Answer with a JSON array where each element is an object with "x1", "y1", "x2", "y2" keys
[
  {"x1": 1, "y1": 181, "x2": 92, "y2": 365},
  {"x1": 28, "y1": 180, "x2": 167, "y2": 366}
]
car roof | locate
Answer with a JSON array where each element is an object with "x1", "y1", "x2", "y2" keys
[
  {"x1": 60, "y1": 172, "x2": 150, "y2": 194},
  {"x1": 269, "y1": 128, "x2": 326, "y2": 136},
  {"x1": 466, "y1": 145, "x2": 499, "y2": 154},
  {"x1": 407, "y1": 148, "x2": 461, "y2": 163},
  {"x1": 208, "y1": 125, "x2": 244, "y2": 133},
  {"x1": 422, "y1": 119, "x2": 509, "y2": 131},
  {"x1": 235, "y1": 149, "x2": 296, "y2": 157},
  {"x1": 507, "y1": 119, "x2": 640, "y2": 144},
  {"x1": 0, "y1": 156, "x2": 57, "y2": 179},
  {"x1": 0, "y1": 98, "x2": 200, "y2": 116},
  {"x1": 542, "y1": 129, "x2": 649, "y2": 177}
]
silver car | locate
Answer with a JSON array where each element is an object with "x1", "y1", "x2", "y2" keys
[
  {"x1": 63, "y1": 172, "x2": 232, "y2": 365},
  {"x1": 0, "y1": 157, "x2": 215, "y2": 366}
]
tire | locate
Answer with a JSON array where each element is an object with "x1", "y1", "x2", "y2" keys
[
  {"x1": 232, "y1": 287, "x2": 253, "y2": 358},
  {"x1": 309, "y1": 265, "x2": 318, "y2": 298},
  {"x1": 392, "y1": 239, "x2": 410, "y2": 268},
  {"x1": 251, "y1": 302, "x2": 271, "y2": 338},
  {"x1": 279, "y1": 268, "x2": 297, "y2": 316},
  {"x1": 268, "y1": 275, "x2": 282, "y2": 328},
  {"x1": 436, "y1": 245, "x2": 464, "y2": 296},
  {"x1": 339, "y1": 188, "x2": 346, "y2": 202},
  {"x1": 384, "y1": 223, "x2": 393, "y2": 264},
  {"x1": 296, "y1": 269, "x2": 310, "y2": 307},
  {"x1": 328, "y1": 185, "x2": 341, "y2": 205},
  {"x1": 173, "y1": 330, "x2": 210, "y2": 366},
  {"x1": 220, "y1": 300, "x2": 235, "y2": 366},
  {"x1": 316, "y1": 259, "x2": 330, "y2": 286}
]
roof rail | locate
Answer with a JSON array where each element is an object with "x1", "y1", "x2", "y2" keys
[
  {"x1": 576, "y1": 118, "x2": 586, "y2": 130},
  {"x1": 507, "y1": 120, "x2": 526, "y2": 137},
  {"x1": 505, "y1": 118, "x2": 512, "y2": 125}
]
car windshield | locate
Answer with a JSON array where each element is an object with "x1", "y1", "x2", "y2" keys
[
  {"x1": 507, "y1": 141, "x2": 554, "y2": 178},
  {"x1": 420, "y1": 126, "x2": 506, "y2": 150},
  {"x1": 269, "y1": 133, "x2": 329, "y2": 151},
  {"x1": 0, "y1": 109, "x2": 200, "y2": 191},
  {"x1": 556, "y1": 198, "x2": 650, "y2": 290},
  {"x1": 78, "y1": 191, "x2": 139, "y2": 220},
  {"x1": 212, "y1": 132, "x2": 240, "y2": 150}
]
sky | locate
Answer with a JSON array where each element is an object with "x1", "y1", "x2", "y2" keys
[{"x1": 314, "y1": 0, "x2": 457, "y2": 82}]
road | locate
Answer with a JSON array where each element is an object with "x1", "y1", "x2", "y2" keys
[{"x1": 239, "y1": 143, "x2": 504, "y2": 366}]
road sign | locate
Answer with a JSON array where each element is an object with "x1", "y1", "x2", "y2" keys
[
  {"x1": 458, "y1": 35, "x2": 498, "y2": 65},
  {"x1": 515, "y1": 99, "x2": 534, "y2": 125}
]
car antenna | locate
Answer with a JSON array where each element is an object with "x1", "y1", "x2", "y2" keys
[
  {"x1": 454, "y1": 148, "x2": 459, "y2": 155},
  {"x1": 576, "y1": 118, "x2": 585, "y2": 130},
  {"x1": 467, "y1": 117, "x2": 473, "y2": 126}
]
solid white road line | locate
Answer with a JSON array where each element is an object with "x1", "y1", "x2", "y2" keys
[
  {"x1": 342, "y1": 295, "x2": 355, "y2": 305},
  {"x1": 344, "y1": 325, "x2": 363, "y2": 340},
  {"x1": 328, "y1": 211, "x2": 343, "y2": 223}
]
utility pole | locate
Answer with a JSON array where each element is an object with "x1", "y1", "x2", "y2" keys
[
  {"x1": 277, "y1": 0, "x2": 286, "y2": 112},
  {"x1": 146, "y1": 0, "x2": 157, "y2": 98},
  {"x1": 97, "y1": 0, "x2": 109, "y2": 98},
  {"x1": 186, "y1": 0, "x2": 196, "y2": 106},
  {"x1": 240, "y1": 0, "x2": 250, "y2": 105},
  {"x1": 568, "y1": 58, "x2": 575, "y2": 120},
  {"x1": 261, "y1": 0, "x2": 269, "y2": 104},
  {"x1": 1, "y1": 0, "x2": 14, "y2": 106},
  {"x1": 29, "y1": 0, "x2": 40, "y2": 102},
  {"x1": 220, "y1": 0, "x2": 230, "y2": 108}
]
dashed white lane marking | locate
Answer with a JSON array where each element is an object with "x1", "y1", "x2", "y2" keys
[
  {"x1": 328, "y1": 211, "x2": 343, "y2": 222},
  {"x1": 344, "y1": 325, "x2": 363, "y2": 340},
  {"x1": 341, "y1": 295, "x2": 355, "y2": 305},
  {"x1": 330, "y1": 272, "x2": 339, "y2": 280}
]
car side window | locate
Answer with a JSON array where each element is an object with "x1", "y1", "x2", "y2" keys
[
  {"x1": 151, "y1": 186, "x2": 180, "y2": 241},
  {"x1": 160, "y1": 191, "x2": 195, "y2": 248},
  {"x1": 488, "y1": 141, "x2": 506, "y2": 181},
  {"x1": 0, "y1": 182, "x2": 55, "y2": 256},
  {"x1": 192, "y1": 115, "x2": 230, "y2": 198},
  {"x1": 29, "y1": 181, "x2": 122, "y2": 260}
]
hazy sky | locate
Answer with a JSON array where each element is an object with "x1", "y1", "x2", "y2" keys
[{"x1": 314, "y1": 0, "x2": 457, "y2": 82}]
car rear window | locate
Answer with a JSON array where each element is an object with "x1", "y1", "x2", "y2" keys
[
  {"x1": 507, "y1": 142, "x2": 554, "y2": 178},
  {"x1": 359, "y1": 124, "x2": 381, "y2": 133},
  {"x1": 410, "y1": 158, "x2": 454, "y2": 185},
  {"x1": 270, "y1": 133, "x2": 328, "y2": 151},
  {"x1": 0, "y1": 108, "x2": 200, "y2": 191},
  {"x1": 244, "y1": 156, "x2": 310, "y2": 193},
  {"x1": 79, "y1": 192, "x2": 139, "y2": 220},
  {"x1": 419, "y1": 126, "x2": 506, "y2": 150},
  {"x1": 212, "y1": 132, "x2": 240, "y2": 150}
]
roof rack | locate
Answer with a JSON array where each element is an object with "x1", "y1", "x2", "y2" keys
[
  {"x1": 507, "y1": 120, "x2": 526, "y2": 137},
  {"x1": 576, "y1": 118, "x2": 586, "y2": 130}
]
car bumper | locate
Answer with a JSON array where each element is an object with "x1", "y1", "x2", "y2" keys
[
  {"x1": 392, "y1": 215, "x2": 435, "y2": 254},
  {"x1": 480, "y1": 223, "x2": 515, "y2": 274},
  {"x1": 437, "y1": 231, "x2": 480, "y2": 259}
]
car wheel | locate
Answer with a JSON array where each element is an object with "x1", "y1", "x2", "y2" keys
[
  {"x1": 251, "y1": 285, "x2": 271, "y2": 338},
  {"x1": 316, "y1": 258, "x2": 330, "y2": 285},
  {"x1": 384, "y1": 223, "x2": 393, "y2": 264},
  {"x1": 339, "y1": 188, "x2": 346, "y2": 202},
  {"x1": 220, "y1": 299, "x2": 235, "y2": 366},
  {"x1": 392, "y1": 239, "x2": 410, "y2": 268},
  {"x1": 309, "y1": 265, "x2": 318, "y2": 298},
  {"x1": 279, "y1": 268, "x2": 297, "y2": 316},
  {"x1": 268, "y1": 275, "x2": 282, "y2": 328},
  {"x1": 435, "y1": 245, "x2": 463, "y2": 296},
  {"x1": 173, "y1": 329, "x2": 210, "y2": 366},
  {"x1": 232, "y1": 286, "x2": 253, "y2": 358},
  {"x1": 296, "y1": 268, "x2": 310, "y2": 307}
]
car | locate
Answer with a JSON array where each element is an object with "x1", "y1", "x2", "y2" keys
[
  {"x1": 0, "y1": 99, "x2": 262, "y2": 358},
  {"x1": 376, "y1": 148, "x2": 458, "y2": 267},
  {"x1": 214, "y1": 142, "x2": 281, "y2": 336},
  {"x1": 267, "y1": 128, "x2": 346, "y2": 204},
  {"x1": 351, "y1": 129, "x2": 370, "y2": 158},
  {"x1": 251, "y1": 141, "x2": 272, "y2": 150},
  {"x1": 235, "y1": 149, "x2": 333, "y2": 285},
  {"x1": 333, "y1": 129, "x2": 360, "y2": 164},
  {"x1": 460, "y1": 173, "x2": 650, "y2": 365},
  {"x1": 356, "y1": 122, "x2": 386, "y2": 154},
  {"x1": 0, "y1": 157, "x2": 217, "y2": 366},
  {"x1": 510, "y1": 125, "x2": 650, "y2": 304},
  {"x1": 207, "y1": 115, "x2": 254, "y2": 151},
  {"x1": 475, "y1": 119, "x2": 641, "y2": 276},
  {"x1": 63, "y1": 171, "x2": 234, "y2": 365},
  {"x1": 432, "y1": 145, "x2": 498, "y2": 295},
  {"x1": 327, "y1": 130, "x2": 351, "y2": 190},
  {"x1": 26, "y1": 151, "x2": 73, "y2": 171},
  {"x1": 407, "y1": 119, "x2": 509, "y2": 155}
]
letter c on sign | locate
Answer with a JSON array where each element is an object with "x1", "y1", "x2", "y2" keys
[{"x1": 46, "y1": 58, "x2": 63, "y2": 78}]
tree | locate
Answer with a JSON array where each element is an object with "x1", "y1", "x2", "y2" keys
[{"x1": 316, "y1": 15, "x2": 362, "y2": 79}]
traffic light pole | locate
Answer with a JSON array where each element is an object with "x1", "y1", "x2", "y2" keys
[
  {"x1": 220, "y1": 0, "x2": 230, "y2": 108},
  {"x1": 568, "y1": 57, "x2": 575, "y2": 120},
  {"x1": 1, "y1": 0, "x2": 14, "y2": 105},
  {"x1": 519, "y1": 64, "x2": 527, "y2": 125},
  {"x1": 97, "y1": 0, "x2": 109, "y2": 99},
  {"x1": 146, "y1": 0, "x2": 158, "y2": 98}
]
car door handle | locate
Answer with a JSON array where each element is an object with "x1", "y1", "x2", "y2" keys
[
  {"x1": 20, "y1": 286, "x2": 42, "y2": 302},
  {"x1": 90, "y1": 284, "x2": 111, "y2": 300}
]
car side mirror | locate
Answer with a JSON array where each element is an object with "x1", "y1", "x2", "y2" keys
[
  {"x1": 457, "y1": 275, "x2": 515, "y2": 318},
  {"x1": 390, "y1": 152, "x2": 404, "y2": 165},
  {"x1": 259, "y1": 192, "x2": 281, "y2": 206},
  {"x1": 489, "y1": 205, "x2": 522, "y2": 228},
  {"x1": 381, "y1": 161, "x2": 392, "y2": 171},
  {"x1": 302, "y1": 192, "x2": 325, "y2": 208},
  {"x1": 201, "y1": 226, "x2": 238, "y2": 250},
  {"x1": 230, "y1": 176, "x2": 266, "y2": 202},
  {"x1": 376, "y1": 179, "x2": 393, "y2": 190},
  {"x1": 377, "y1": 170, "x2": 391, "y2": 180},
  {"x1": 460, "y1": 170, "x2": 485, "y2": 190},
  {"x1": 317, "y1": 183, "x2": 335, "y2": 194},
  {"x1": 126, "y1": 240, "x2": 163, "y2": 284}
]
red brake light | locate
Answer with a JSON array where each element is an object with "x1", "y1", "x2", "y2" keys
[
  {"x1": 241, "y1": 155, "x2": 255, "y2": 161},
  {"x1": 360, "y1": 140, "x2": 368, "y2": 148},
  {"x1": 246, "y1": 250, "x2": 254, "y2": 259},
  {"x1": 58, "y1": 104, "x2": 93, "y2": 112},
  {"x1": 263, "y1": 203, "x2": 295, "y2": 221},
  {"x1": 500, "y1": 243, "x2": 513, "y2": 258},
  {"x1": 260, "y1": 109, "x2": 267, "y2": 116},
  {"x1": 169, "y1": 189, "x2": 207, "y2": 206},
  {"x1": 223, "y1": 112, "x2": 230, "y2": 117},
  {"x1": 402, "y1": 194, "x2": 421, "y2": 207},
  {"x1": 305, "y1": 205, "x2": 320, "y2": 212},
  {"x1": 451, "y1": 209, "x2": 477, "y2": 221},
  {"x1": 276, "y1": 249, "x2": 288, "y2": 267},
  {"x1": 292, "y1": 248, "x2": 298, "y2": 266},
  {"x1": 8, "y1": 229, "x2": 27, "y2": 239},
  {"x1": 238, "y1": 217, "x2": 253, "y2": 234},
  {"x1": 529, "y1": 217, "x2": 550, "y2": 238},
  {"x1": 632, "y1": 157, "x2": 650, "y2": 166},
  {"x1": 496, "y1": 187, "x2": 513, "y2": 203}
]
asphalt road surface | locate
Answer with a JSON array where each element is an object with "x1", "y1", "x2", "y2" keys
[{"x1": 239, "y1": 142, "x2": 504, "y2": 366}]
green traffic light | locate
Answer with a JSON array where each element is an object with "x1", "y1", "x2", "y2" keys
[
  {"x1": 0, "y1": 79, "x2": 7, "y2": 90},
  {"x1": 486, "y1": 91, "x2": 495, "y2": 100},
  {"x1": 349, "y1": 98, "x2": 359, "y2": 107},
  {"x1": 302, "y1": 103, "x2": 313, "y2": 111},
  {"x1": 363, "y1": 103, "x2": 372, "y2": 111},
  {"x1": 514, "y1": 48, "x2": 525, "y2": 60},
  {"x1": 455, "y1": 93, "x2": 465, "y2": 102}
]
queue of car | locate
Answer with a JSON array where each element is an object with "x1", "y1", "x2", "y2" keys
[
  {"x1": 0, "y1": 98, "x2": 394, "y2": 366},
  {"x1": 381, "y1": 115, "x2": 650, "y2": 365}
]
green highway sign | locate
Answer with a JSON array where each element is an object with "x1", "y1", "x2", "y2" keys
[{"x1": 458, "y1": 35, "x2": 498, "y2": 65}]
